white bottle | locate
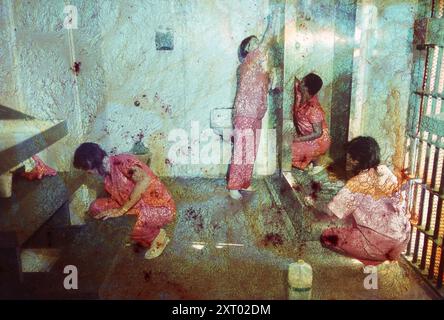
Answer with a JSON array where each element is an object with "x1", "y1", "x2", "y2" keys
[{"x1": 288, "y1": 259, "x2": 313, "y2": 300}]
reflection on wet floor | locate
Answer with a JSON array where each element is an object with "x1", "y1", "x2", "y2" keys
[
  {"x1": 94, "y1": 178, "x2": 433, "y2": 300},
  {"x1": 20, "y1": 177, "x2": 435, "y2": 299},
  {"x1": 99, "y1": 178, "x2": 296, "y2": 299}
]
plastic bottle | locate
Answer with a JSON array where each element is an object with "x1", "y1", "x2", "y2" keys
[{"x1": 288, "y1": 259, "x2": 313, "y2": 300}]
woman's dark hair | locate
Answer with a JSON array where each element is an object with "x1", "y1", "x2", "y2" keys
[
  {"x1": 239, "y1": 35, "x2": 258, "y2": 61},
  {"x1": 346, "y1": 136, "x2": 380, "y2": 172},
  {"x1": 303, "y1": 73, "x2": 323, "y2": 96},
  {"x1": 73, "y1": 142, "x2": 107, "y2": 175}
]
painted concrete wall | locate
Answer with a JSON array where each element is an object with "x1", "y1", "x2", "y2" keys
[
  {"x1": 0, "y1": 0, "x2": 83, "y2": 170},
  {"x1": 281, "y1": 0, "x2": 417, "y2": 173},
  {"x1": 282, "y1": 0, "x2": 357, "y2": 171},
  {"x1": 1, "y1": 0, "x2": 418, "y2": 176},
  {"x1": 1, "y1": 0, "x2": 278, "y2": 176},
  {"x1": 81, "y1": 0, "x2": 274, "y2": 177},
  {"x1": 0, "y1": 0, "x2": 19, "y2": 110},
  {"x1": 349, "y1": 0, "x2": 418, "y2": 172}
]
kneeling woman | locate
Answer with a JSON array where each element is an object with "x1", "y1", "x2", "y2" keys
[
  {"x1": 73, "y1": 143, "x2": 176, "y2": 259},
  {"x1": 321, "y1": 136, "x2": 411, "y2": 265}
]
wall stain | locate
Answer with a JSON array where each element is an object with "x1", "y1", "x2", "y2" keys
[{"x1": 383, "y1": 89, "x2": 405, "y2": 173}]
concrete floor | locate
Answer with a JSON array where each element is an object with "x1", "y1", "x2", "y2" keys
[
  {"x1": 21, "y1": 177, "x2": 436, "y2": 299},
  {"x1": 99, "y1": 178, "x2": 298, "y2": 299}
]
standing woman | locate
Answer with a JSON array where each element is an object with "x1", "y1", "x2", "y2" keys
[
  {"x1": 227, "y1": 8, "x2": 278, "y2": 200},
  {"x1": 73, "y1": 143, "x2": 176, "y2": 259}
]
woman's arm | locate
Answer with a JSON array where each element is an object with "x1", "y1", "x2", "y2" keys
[
  {"x1": 293, "y1": 77, "x2": 302, "y2": 108},
  {"x1": 326, "y1": 186, "x2": 357, "y2": 219},
  {"x1": 294, "y1": 122, "x2": 323, "y2": 142},
  {"x1": 269, "y1": 67, "x2": 280, "y2": 91},
  {"x1": 292, "y1": 78, "x2": 302, "y2": 127},
  {"x1": 259, "y1": 7, "x2": 279, "y2": 49},
  {"x1": 325, "y1": 174, "x2": 364, "y2": 219},
  {"x1": 96, "y1": 166, "x2": 151, "y2": 220},
  {"x1": 120, "y1": 166, "x2": 151, "y2": 213}
]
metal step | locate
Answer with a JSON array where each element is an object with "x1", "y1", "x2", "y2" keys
[
  {"x1": 0, "y1": 172, "x2": 84, "y2": 246},
  {"x1": 0, "y1": 172, "x2": 88, "y2": 299},
  {"x1": 0, "y1": 118, "x2": 67, "y2": 175},
  {"x1": 0, "y1": 104, "x2": 34, "y2": 120}
]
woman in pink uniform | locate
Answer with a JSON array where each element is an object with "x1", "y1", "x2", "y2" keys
[
  {"x1": 227, "y1": 10, "x2": 277, "y2": 200},
  {"x1": 292, "y1": 73, "x2": 331, "y2": 170},
  {"x1": 321, "y1": 137, "x2": 411, "y2": 265},
  {"x1": 73, "y1": 143, "x2": 176, "y2": 259}
]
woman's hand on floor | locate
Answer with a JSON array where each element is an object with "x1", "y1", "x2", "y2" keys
[
  {"x1": 96, "y1": 208, "x2": 125, "y2": 220},
  {"x1": 304, "y1": 195, "x2": 315, "y2": 207}
]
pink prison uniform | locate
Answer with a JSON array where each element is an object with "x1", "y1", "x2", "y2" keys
[
  {"x1": 321, "y1": 165, "x2": 411, "y2": 265},
  {"x1": 292, "y1": 93, "x2": 331, "y2": 169},
  {"x1": 89, "y1": 154, "x2": 176, "y2": 248},
  {"x1": 227, "y1": 48, "x2": 269, "y2": 190}
]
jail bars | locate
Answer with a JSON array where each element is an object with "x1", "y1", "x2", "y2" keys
[{"x1": 403, "y1": 0, "x2": 444, "y2": 295}]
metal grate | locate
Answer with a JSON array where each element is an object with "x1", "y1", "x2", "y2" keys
[{"x1": 404, "y1": 0, "x2": 444, "y2": 294}]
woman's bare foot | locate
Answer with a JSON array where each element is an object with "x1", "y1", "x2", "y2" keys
[
  {"x1": 229, "y1": 190, "x2": 243, "y2": 200},
  {"x1": 145, "y1": 229, "x2": 170, "y2": 259}
]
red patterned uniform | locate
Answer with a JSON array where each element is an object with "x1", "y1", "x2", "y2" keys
[
  {"x1": 292, "y1": 93, "x2": 331, "y2": 169},
  {"x1": 90, "y1": 154, "x2": 176, "y2": 247},
  {"x1": 227, "y1": 48, "x2": 269, "y2": 190}
]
